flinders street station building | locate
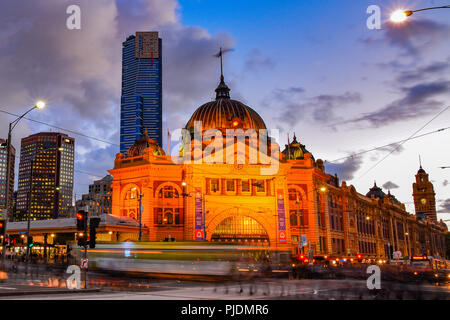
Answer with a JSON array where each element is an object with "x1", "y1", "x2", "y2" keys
[{"x1": 109, "y1": 75, "x2": 448, "y2": 261}]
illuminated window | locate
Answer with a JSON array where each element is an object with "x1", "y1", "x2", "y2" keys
[{"x1": 211, "y1": 216, "x2": 269, "y2": 243}]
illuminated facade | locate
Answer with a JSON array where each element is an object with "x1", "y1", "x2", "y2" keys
[
  {"x1": 109, "y1": 76, "x2": 448, "y2": 260},
  {"x1": 16, "y1": 132, "x2": 74, "y2": 221}
]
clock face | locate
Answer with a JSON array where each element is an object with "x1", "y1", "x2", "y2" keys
[{"x1": 420, "y1": 198, "x2": 427, "y2": 205}]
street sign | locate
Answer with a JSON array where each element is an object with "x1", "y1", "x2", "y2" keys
[
  {"x1": 393, "y1": 251, "x2": 402, "y2": 259},
  {"x1": 80, "y1": 259, "x2": 88, "y2": 269}
]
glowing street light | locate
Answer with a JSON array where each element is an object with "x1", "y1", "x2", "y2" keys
[
  {"x1": 2, "y1": 100, "x2": 47, "y2": 269},
  {"x1": 391, "y1": 5, "x2": 450, "y2": 23},
  {"x1": 390, "y1": 10, "x2": 412, "y2": 23},
  {"x1": 35, "y1": 100, "x2": 46, "y2": 109}
]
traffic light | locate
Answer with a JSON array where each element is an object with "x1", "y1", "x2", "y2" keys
[
  {"x1": 89, "y1": 217, "x2": 101, "y2": 249},
  {"x1": 0, "y1": 220, "x2": 5, "y2": 235},
  {"x1": 357, "y1": 253, "x2": 363, "y2": 262},
  {"x1": 27, "y1": 236, "x2": 34, "y2": 248},
  {"x1": 76, "y1": 211, "x2": 87, "y2": 231}
]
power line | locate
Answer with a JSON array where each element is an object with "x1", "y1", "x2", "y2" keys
[
  {"x1": 325, "y1": 126, "x2": 450, "y2": 164},
  {"x1": 0, "y1": 109, "x2": 119, "y2": 147},
  {"x1": 355, "y1": 106, "x2": 450, "y2": 181},
  {"x1": 74, "y1": 169, "x2": 107, "y2": 179}
]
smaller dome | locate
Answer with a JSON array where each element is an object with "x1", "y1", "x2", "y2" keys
[
  {"x1": 366, "y1": 182, "x2": 385, "y2": 199},
  {"x1": 282, "y1": 134, "x2": 313, "y2": 160},
  {"x1": 417, "y1": 166, "x2": 426, "y2": 174},
  {"x1": 126, "y1": 129, "x2": 165, "y2": 158}
]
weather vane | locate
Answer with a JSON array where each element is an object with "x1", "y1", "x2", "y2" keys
[{"x1": 214, "y1": 47, "x2": 234, "y2": 80}]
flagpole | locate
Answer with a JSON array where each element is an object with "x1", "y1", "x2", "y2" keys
[{"x1": 167, "y1": 129, "x2": 171, "y2": 155}]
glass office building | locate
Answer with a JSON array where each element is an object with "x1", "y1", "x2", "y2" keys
[
  {"x1": 16, "y1": 132, "x2": 74, "y2": 220},
  {"x1": 120, "y1": 31, "x2": 163, "y2": 154}
]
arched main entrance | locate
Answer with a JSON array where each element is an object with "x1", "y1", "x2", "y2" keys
[{"x1": 211, "y1": 215, "x2": 270, "y2": 244}]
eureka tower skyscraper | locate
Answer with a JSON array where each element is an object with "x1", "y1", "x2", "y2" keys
[{"x1": 120, "y1": 32, "x2": 162, "y2": 154}]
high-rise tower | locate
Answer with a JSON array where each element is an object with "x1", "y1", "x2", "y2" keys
[
  {"x1": 412, "y1": 165, "x2": 437, "y2": 221},
  {"x1": 16, "y1": 132, "x2": 74, "y2": 220},
  {"x1": 120, "y1": 31, "x2": 162, "y2": 154}
]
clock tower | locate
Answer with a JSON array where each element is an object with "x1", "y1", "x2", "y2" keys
[{"x1": 412, "y1": 166, "x2": 437, "y2": 221}]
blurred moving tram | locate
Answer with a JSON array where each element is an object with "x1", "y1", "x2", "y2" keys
[{"x1": 71, "y1": 242, "x2": 275, "y2": 278}]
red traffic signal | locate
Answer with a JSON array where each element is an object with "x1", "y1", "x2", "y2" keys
[
  {"x1": 76, "y1": 211, "x2": 87, "y2": 231},
  {"x1": 357, "y1": 253, "x2": 363, "y2": 261},
  {"x1": 0, "y1": 220, "x2": 4, "y2": 235}
]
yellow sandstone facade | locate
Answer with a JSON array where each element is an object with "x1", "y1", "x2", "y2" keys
[{"x1": 109, "y1": 77, "x2": 448, "y2": 260}]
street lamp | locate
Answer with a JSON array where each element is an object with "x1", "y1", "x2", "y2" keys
[
  {"x1": 1, "y1": 101, "x2": 46, "y2": 268},
  {"x1": 391, "y1": 5, "x2": 450, "y2": 22},
  {"x1": 182, "y1": 181, "x2": 207, "y2": 240}
]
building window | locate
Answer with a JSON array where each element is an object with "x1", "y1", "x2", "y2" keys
[
  {"x1": 156, "y1": 208, "x2": 163, "y2": 224},
  {"x1": 241, "y1": 180, "x2": 250, "y2": 192},
  {"x1": 174, "y1": 208, "x2": 180, "y2": 224},
  {"x1": 290, "y1": 211, "x2": 298, "y2": 226},
  {"x1": 226, "y1": 180, "x2": 235, "y2": 192},
  {"x1": 158, "y1": 185, "x2": 179, "y2": 199},
  {"x1": 256, "y1": 180, "x2": 265, "y2": 192},
  {"x1": 164, "y1": 209, "x2": 173, "y2": 224},
  {"x1": 211, "y1": 179, "x2": 219, "y2": 193}
]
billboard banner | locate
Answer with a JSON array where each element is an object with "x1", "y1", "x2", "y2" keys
[
  {"x1": 277, "y1": 189, "x2": 287, "y2": 243},
  {"x1": 195, "y1": 188, "x2": 204, "y2": 241}
]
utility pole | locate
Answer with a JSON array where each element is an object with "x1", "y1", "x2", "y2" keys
[
  {"x1": 1, "y1": 123, "x2": 13, "y2": 270},
  {"x1": 202, "y1": 195, "x2": 206, "y2": 241},
  {"x1": 138, "y1": 193, "x2": 143, "y2": 242},
  {"x1": 25, "y1": 157, "x2": 35, "y2": 274}
]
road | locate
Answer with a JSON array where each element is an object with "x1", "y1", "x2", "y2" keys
[{"x1": 1, "y1": 279, "x2": 449, "y2": 300}]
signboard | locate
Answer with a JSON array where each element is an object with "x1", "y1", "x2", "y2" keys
[
  {"x1": 194, "y1": 188, "x2": 204, "y2": 241},
  {"x1": 276, "y1": 190, "x2": 287, "y2": 244},
  {"x1": 393, "y1": 251, "x2": 402, "y2": 259},
  {"x1": 301, "y1": 234, "x2": 307, "y2": 247},
  {"x1": 80, "y1": 259, "x2": 88, "y2": 269},
  {"x1": 411, "y1": 256, "x2": 428, "y2": 262}
]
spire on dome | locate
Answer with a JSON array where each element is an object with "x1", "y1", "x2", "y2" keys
[{"x1": 214, "y1": 47, "x2": 233, "y2": 100}]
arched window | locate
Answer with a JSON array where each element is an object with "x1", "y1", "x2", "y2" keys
[
  {"x1": 211, "y1": 216, "x2": 269, "y2": 243},
  {"x1": 125, "y1": 187, "x2": 137, "y2": 200},
  {"x1": 164, "y1": 210, "x2": 173, "y2": 224},
  {"x1": 288, "y1": 188, "x2": 306, "y2": 226},
  {"x1": 158, "y1": 185, "x2": 179, "y2": 199}
]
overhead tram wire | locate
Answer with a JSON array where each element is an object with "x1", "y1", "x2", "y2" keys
[
  {"x1": 74, "y1": 169, "x2": 106, "y2": 179},
  {"x1": 325, "y1": 125, "x2": 450, "y2": 164},
  {"x1": 355, "y1": 105, "x2": 450, "y2": 181},
  {"x1": 0, "y1": 109, "x2": 119, "y2": 147}
]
